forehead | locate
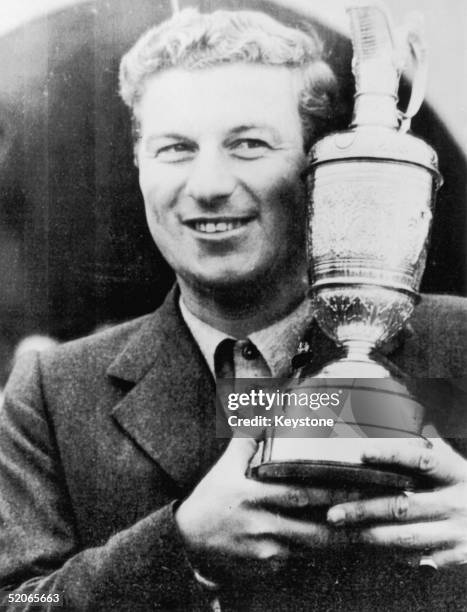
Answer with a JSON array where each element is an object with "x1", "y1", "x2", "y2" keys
[{"x1": 136, "y1": 64, "x2": 303, "y2": 138}]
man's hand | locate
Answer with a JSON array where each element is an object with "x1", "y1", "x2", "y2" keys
[
  {"x1": 175, "y1": 436, "x2": 358, "y2": 580},
  {"x1": 326, "y1": 437, "x2": 467, "y2": 568}
]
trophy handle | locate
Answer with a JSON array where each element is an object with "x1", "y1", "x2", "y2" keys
[{"x1": 397, "y1": 15, "x2": 428, "y2": 132}]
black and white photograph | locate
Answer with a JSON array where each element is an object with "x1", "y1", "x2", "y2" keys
[{"x1": 0, "y1": 0, "x2": 466, "y2": 610}]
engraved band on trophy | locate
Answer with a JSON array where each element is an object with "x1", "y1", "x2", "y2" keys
[{"x1": 252, "y1": 1, "x2": 443, "y2": 491}]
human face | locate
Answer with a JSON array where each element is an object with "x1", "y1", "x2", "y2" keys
[{"x1": 135, "y1": 64, "x2": 308, "y2": 292}]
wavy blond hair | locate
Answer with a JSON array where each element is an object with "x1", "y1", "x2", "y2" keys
[{"x1": 119, "y1": 8, "x2": 339, "y2": 148}]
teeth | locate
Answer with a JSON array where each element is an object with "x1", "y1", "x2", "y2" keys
[{"x1": 194, "y1": 220, "x2": 246, "y2": 233}]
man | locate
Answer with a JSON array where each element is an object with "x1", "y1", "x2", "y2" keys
[{"x1": 0, "y1": 8, "x2": 466, "y2": 611}]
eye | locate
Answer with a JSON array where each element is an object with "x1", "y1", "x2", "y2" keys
[
  {"x1": 153, "y1": 142, "x2": 197, "y2": 162},
  {"x1": 229, "y1": 138, "x2": 272, "y2": 159}
]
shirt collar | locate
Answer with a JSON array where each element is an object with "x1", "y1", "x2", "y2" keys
[
  {"x1": 250, "y1": 298, "x2": 314, "y2": 377},
  {"x1": 179, "y1": 296, "x2": 314, "y2": 378}
]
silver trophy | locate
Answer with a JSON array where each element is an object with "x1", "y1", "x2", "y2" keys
[{"x1": 253, "y1": 1, "x2": 442, "y2": 491}]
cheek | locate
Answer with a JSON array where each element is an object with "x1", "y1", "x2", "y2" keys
[
  {"x1": 254, "y1": 155, "x2": 306, "y2": 202},
  {"x1": 141, "y1": 183, "x2": 173, "y2": 228},
  {"x1": 139, "y1": 165, "x2": 182, "y2": 219},
  {"x1": 266, "y1": 174, "x2": 307, "y2": 231},
  {"x1": 144, "y1": 198, "x2": 163, "y2": 226}
]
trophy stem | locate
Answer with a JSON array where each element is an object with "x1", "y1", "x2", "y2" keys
[
  {"x1": 344, "y1": 339, "x2": 373, "y2": 362},
  {"x1": 318, "y1": 340, "x2": 391, "y2": 378}
]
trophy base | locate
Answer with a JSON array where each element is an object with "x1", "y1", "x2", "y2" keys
[{"x1": 250, "y1": 460, "x2": 429, "y2": 493}]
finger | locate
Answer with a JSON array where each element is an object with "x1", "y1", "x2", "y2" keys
[
  {"x1": 362, "y1": 440, "x2": 467, "y2": 484},
  {"x1": 225, "y1": 435, "x2": 258, "y2": 463},
  {"x1": 254, "y1": 485, "x2": 361, "y2": 512},
  {"x1": 359, "y1": 520, "x2": 458, "y2": 550},
  {"x1": 425, "y1": 437, "x2": 467, "y2": 482},
  {"x1": 258, "y1": 511, "x2": 351, "y2": 550},
  {"x1": 251, "y1": 537, "x2": 290, "y2": 563},
  {"x1": 431, "y1": 545, "x2": 467, "y2": 569},
  {"x1": 420, "y1": 423, "x2": 441, "y2": 439},
  {"x1": 327, "y1": 486, "x2": 460, "y2": 526}
]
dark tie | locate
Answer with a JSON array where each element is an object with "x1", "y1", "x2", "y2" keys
[
  {"x1": 213, "y1": 337, "x2": 235, "y2": 380},
  {"x1": 213, "y1": 338, "x2": 235, "y2": 445}
]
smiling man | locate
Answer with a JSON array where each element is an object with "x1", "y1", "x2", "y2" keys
[
  {"x1": 136, "y1": 62, "x2": 309, "y2": 334},
  {"x1": 0, "y1": 7, "x2": 466, "y2": 612}
]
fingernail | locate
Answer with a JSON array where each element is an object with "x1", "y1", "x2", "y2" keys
[{"x1": 327, "y1": 507, "x2": 346, "y2": 526}]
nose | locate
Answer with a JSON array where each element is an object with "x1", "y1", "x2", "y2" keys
[{"x1": 185, "y1": 146, "x2": 236, "y2": 205}]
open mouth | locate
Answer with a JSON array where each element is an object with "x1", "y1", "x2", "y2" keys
[{"x1": 184, "y1": 218, "x2": 253, "y2": 234}]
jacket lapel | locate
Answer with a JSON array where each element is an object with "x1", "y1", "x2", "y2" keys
[{"x1": 107, "y1": 287, "x2": 223, "y2": 493}]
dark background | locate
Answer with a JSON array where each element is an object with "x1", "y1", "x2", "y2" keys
[{"x1": 0, "y1": 0, "x2": 465, "y2": 384}]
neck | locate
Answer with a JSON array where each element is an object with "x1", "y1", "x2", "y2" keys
[{"x1": 178, "y1": 268, "x2": 308, "y2": 337}]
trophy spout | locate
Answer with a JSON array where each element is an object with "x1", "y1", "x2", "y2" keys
[{"x1": 347, "y1": 1, "x2": 400, "y2": 129}]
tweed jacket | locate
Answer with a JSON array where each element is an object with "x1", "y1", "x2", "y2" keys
[{"x1": 0, "y1": 287, "x2": 466, "y2": 611}]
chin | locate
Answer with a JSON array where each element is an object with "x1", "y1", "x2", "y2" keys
[{"x1": 181, "y1": 265, "x2": 269, "y2": 293}]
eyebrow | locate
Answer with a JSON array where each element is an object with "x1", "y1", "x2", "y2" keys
[
  {"x1": 229, "y1": 124, "x2": 282, "y2": 139},
  {"x1": 144, "y1": 133, "x2": 192, "y2": 146}
]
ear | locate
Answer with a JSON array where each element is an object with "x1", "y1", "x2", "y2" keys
[{"x1": 131, "y1": 114, "x2": 141, "y2": 168}]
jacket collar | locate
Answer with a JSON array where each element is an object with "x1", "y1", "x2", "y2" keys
[
  {"x1": 107, "y1": 286, "x2": 224, "y2": 493},
  {"x1": 106, "y1": 286, "x2": 185, "y2": 383}
]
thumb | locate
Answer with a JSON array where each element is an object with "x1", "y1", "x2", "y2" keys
[{"x1": 225, "y1": 434, "x2": 259, "y2": 465}]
